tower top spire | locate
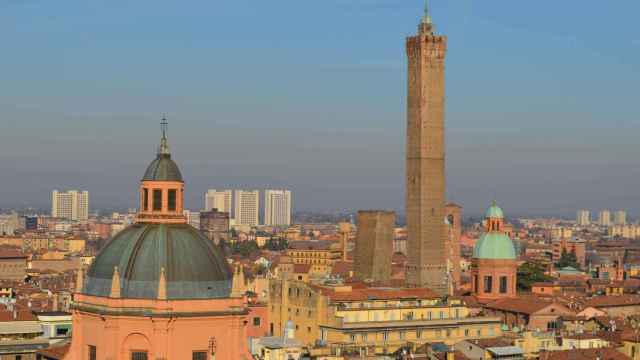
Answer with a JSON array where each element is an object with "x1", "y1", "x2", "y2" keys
[
  {"x1": 159, "y1": 116, "x2": 170, "y2": 155},
  {"x1": 421, "y1": 0, "x2": 433, "y2": 26}
]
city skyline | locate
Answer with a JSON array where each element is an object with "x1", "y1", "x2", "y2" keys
[{"x1": 1, "y1": 0, "x2": 639, "y2": 216}]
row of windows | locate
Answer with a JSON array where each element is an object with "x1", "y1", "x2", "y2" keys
[
  {"x1": 88, "y1": 346, "x2": 208, "y2": 360},
  {"x1": 342, "y1": 309, "x2": 461, "y2": 323},
  {"x1": 480, "y1": 275, "x2": 509, "y2": 293},
  {"x1": 346, "y1": 326, "x2": 496, "y2": 343},
  {"x1": 142, "y1": 188, "x2": 178, "y2": 212},
  {"x1": 288, "y1": 251, "x2": 329, "y2": 258}
]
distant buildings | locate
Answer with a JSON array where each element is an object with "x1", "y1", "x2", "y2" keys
[
  {"x1": 598, "y1": 210, "x2": 611, "y2": 227},
  {"x1": 234, "y1": 190, "x2": 260, "y2": 226},
  {"x1": 264, "y1": 189, "x2": 292, "y2": 226},
  {"x1": 576, "y1": 209, "x2": 590, "y2": 226},
  {"x1": 552, "y1": 238, "x2": 586, "y2": 268},
  {"x1": 609, "y1": 224, "x2": 640, "y2": 239},
  {"x1": 204, "y1": 189, "x2": 232, "y2": 213},
  {"x1": 0, "y1": 249, "x2": 28, "y2": 280},
  {"x1": 199, "y1": 209, "x2": 230, "y2": 245},
  {"x1": 0, "y1": 212, "x2": 20, "y2": 235},
  {"x1": 615, "y1": 210, "x2": 627, "y2": 225},
  {"x1": 51, "y1": 190, "x2": 89, "y2": 221}
]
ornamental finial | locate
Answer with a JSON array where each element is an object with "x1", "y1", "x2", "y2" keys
[{"x1": 159, "y1": 116, "x2": 170, "y2": 155}]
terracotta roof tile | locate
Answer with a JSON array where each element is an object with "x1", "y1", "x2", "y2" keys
[{"x1": 539, "y1": 347, "x2": 629, "y2": 360}]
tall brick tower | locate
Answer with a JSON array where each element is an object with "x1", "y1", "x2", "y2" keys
[{"x1": 405, "y1": 1, "x2": 449, "y2": 295}]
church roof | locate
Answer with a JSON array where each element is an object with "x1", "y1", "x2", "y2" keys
[
  {"x1": 485, "y1": 201, "x2": 504, "y2": 219},
  {"x1": 141, "y1": 117, "x2": 183, "y2": 182},
  {"x1": 142, "y1": 154, "x2": 183, "y2": 182},
  {"x1": 84, "y1": 217, "x2": 231, "y2": 300},
  {"x1": 473, "y1": 232, "x2": 516, "y2": 260}
]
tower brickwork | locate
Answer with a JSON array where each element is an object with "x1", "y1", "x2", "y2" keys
[
  {"x1": 355, "y1": 211, "x2": 395, "y2": 283},
  {"x1": 405, "y1": 7, "x2": 449, "y2": 294}
]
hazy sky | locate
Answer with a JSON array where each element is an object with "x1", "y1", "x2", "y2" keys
[{"x1": 1, "y1": 0, "x2": 639, "y2": 217}]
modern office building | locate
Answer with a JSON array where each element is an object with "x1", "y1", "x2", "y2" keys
[
  {"x1": 234, "y1": 190, "x2": 260, "y2": 227},
  {"x1": 598, "y1": 210, "x2": 611, "y2": 227},
  {"x1": 51, "y1": 190, "x2": 89, "y2": 221},
  {"x1": 576, "y1": 210, "x2": 590, "y2": 226},
  {"x1": 615, "y1": 210, "x2": 627, "y2": 226},
  {"x1": 204, "y1": 189, "x2": 232, "y2": 213},
  {"x1": 264, "y1": 189, "x2": 292, "y2": 226}
]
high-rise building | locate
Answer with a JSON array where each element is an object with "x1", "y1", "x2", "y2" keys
[
  {"x1": 615, "y1": 210, "x2": 627, "y2": 225},
  {"x1": 204, "y1": 189, "x2": 232, "y2": 213},
  {"x1": 576, "y1": 210, "x2": 590, "y2": 226},
  {"x1": 405, "y1": 3, "x2": 448, "y2": 294},
  {"x1": 51, "y1": 190, "x2": 89, "y2": 221},
  {"x1": 264, "y1": 189, "x2": 292, "y2": 226},
  {"x1": 354, "y1": 210, "x2": 395, "y2": 283},
  {"x1": 234, "y1": 190, "x2": 259, "y2": 226},
  {"x1": 598, "y1": 210, "x2": 611, "y2": 227}
]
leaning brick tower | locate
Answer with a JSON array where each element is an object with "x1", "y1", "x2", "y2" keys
[{"x1": 405, "y1": 1, "x2": 449, "y2": 295}]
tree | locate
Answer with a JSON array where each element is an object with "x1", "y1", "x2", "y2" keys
[
  {"x1": 517, "y1": 262, "x2": 553, "y2": 291},
  {"x1": 264, "y1": 237, "x2": 288, "y2": 251},
  {"x1": 555, "y1": 248, "x2": 580, "y2": 270}
]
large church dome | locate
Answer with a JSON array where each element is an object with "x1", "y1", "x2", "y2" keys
[
  {"x1": 84, "y1": 223, "x2": 232, "y2": 299},
  {"x1": 82, "y1": 118, "x2": 232, "y2": 300}
]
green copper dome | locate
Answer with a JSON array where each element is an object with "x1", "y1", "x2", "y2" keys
[
  {"x1": 142, "y1": 153, "x2": 183, "y2": 182},
  {"x1": 84, "y1": 223, "x2": 232, "y2": 299},
  {"x1": 485, "y1": 201, "x2": 504, "y2": 219},
  {"x1": 473, "y1": 232, "x2": 516, "y2": 260}
]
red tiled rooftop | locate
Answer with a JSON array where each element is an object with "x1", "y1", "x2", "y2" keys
[
  {"x1": 585, "y1": 295, "x2": 640, "y2": 308},
  {"x1": 0, "y1": 310, "x2": 37, "y2": 322},
  {"x1": 485, "y1": 296, "x2": 556, "y2": 314},
  {"x1": 539, "y1": 347, "x2": 629, "y2": 360}
]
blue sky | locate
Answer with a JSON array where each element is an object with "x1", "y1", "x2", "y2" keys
[{"x1": 1, "y1": 0, "x2": 639, "y2": 217}]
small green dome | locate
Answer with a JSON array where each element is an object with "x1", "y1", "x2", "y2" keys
[
  {"x1": 142, "y1": 154, "x2": 183, "y2": 182},
  {"x1": 473, "y1": 232, "x2": 516, "y2": 260},
  {"x1": 485, "y1": 201, "x2": 504, "y2": 219}
]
